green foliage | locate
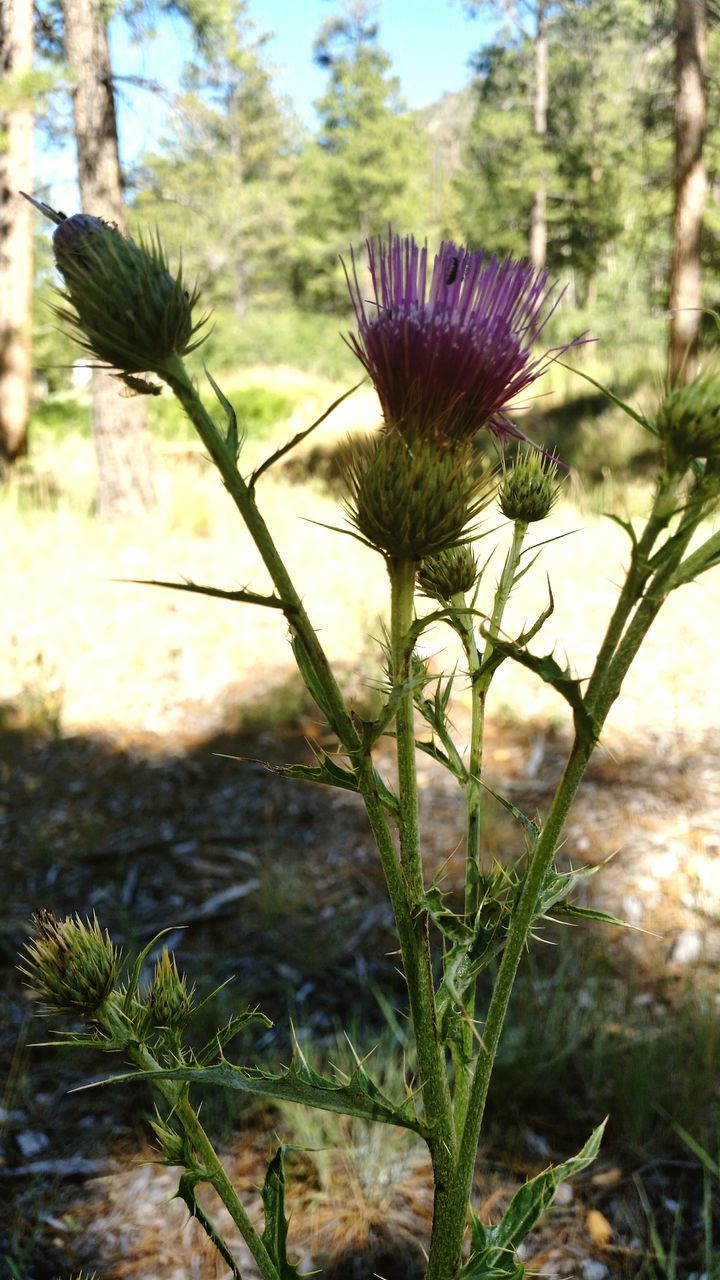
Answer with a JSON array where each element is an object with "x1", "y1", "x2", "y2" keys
[
  {"x1": 290, "y1": 0, "x2": 426, "y2": 310},
  {"x1": 133, "y1": 0, "x2": 298, "y2": 315}
]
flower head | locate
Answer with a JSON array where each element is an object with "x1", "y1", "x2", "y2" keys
[
  {"x1": 343, "y1": 232, "x2": 584, "y2": 445},
  {"x1": 19, "y1": 910, "x2": 121, "y2": 1016}
]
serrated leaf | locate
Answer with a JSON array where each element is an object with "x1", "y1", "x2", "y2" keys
[
  {"x1": 463, "y1": 1121, "x2": 606, "y2": 1278},
  {"x1": 415, "y1": 737, "x2": 468, "y2": 782},
  {"x1": 481, "y1": 636, "x2": 597, "y2": 745},
  {"x1": 80, "y1": 1055, "x2": 426, "y2": 1135},
  {"x1": 175, "y1": 1173, "x2": 244, "y2": 1278},
  {"x1": 261, "y1": 1147, "x2": 303, "y2": 1279},
  {"x1": 114, "y1": 577, "x2": 286, "y2": 610}
]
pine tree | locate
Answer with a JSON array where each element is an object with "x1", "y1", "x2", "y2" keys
[
  {"x1": 291, "y1": 0, "x2": 422, "y2": 310},
  {"x1": 136, "y1": 0, "x2": 297, "y2": 316}
]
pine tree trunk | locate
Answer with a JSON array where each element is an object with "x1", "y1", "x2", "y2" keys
[
  {"x1": 529, "y1": 0, "x2": 548, "y2": 271},
  {"x1": 668, "y1": 0, "x2": 707, "y2": 386},
  {"x1": 0, "y1": 0, "x2": 33, "y2": 470},
  {"x1": 61, "y1": 0, "x2": 155, "y2": 516}
]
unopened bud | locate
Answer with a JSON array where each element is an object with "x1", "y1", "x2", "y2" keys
[
  {"x1": 418, "y1": 546, "x2": 478, "y2": 600},
  {"x1": 342, "y1": 431, "x2": 494, "y2": 561},
  {"x1": 499, "y1": 450, "x2": 562, "y2": 524},
  {"x1": 20, "y1": 910, "x2": 120, "y2": 1016},
  {"x1": 51, "y1": 215, "x2": 207, "y2": 376},
  {"x1": 146, "y1": 948, "x2": 194, "y2": 1031},
  {"x1": 657, "y1": 374, "x2": 720, "y2": 467}
]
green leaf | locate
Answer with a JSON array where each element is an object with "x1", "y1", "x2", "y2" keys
[
  {"x1": 415, "y1": 737, "x2": 468, "y2": 783},
  {"x1": 114, "y1": 577, "x2": 286, "y2": 610},
  {"x1": 290, "y1": 634, "x2": 339, "y2": 731},
  {"x1": 175, "y1": 1173, "x2": 244, "y2": 1278},
  {"x1": 481, "y1": 636, "x2": 597, "y2": 745},
  {"x1": 81, "y1": 1054, "x2": 426, "y2": 1136},
  {"x1": 605, "y1": 513, "x2": 638, "y2": 548},
  {"x1": 249, "y1": 379, "x2": 364, "y2": 489},
  {"x1": 557, "y1": 361, "x2": 656, "y2": 434},
  {"x1": 261, "y1": 1147, "x2": 303, "y2": 1279},
  {"x1": 462, "y1": 1121, "x2": 607, "y2": 1278},
  {"x1": 479, "y1": 781, "x2": 539, "y2": 840},
  {"x1": 229, "y1": 750, "x2": 398, "y2": 818},
  {"x1": 205, "y1": 365, "x2": 243, "y2": 461}
]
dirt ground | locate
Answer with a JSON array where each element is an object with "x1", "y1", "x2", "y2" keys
[{"x1": 1, "y1": 433, "x2": 719, "y2": 1279}]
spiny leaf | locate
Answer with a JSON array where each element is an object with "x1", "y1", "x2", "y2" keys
[
  {"x1": 415, "y1": 737, "x2": 468, "y2": 782},
  {"x1": 462, "y1": 1121, "x2": 607, "y2": 1278},
  {"x1": 557, "y1": 360, "x2": 656, "y2": 433},
  {"x1": 481, "y1": 636, "x2": 597, "y2": 745},
  {"x1": 479, "y1": 780, "x2": 539, "y2": 839},
  {"x1": 79, "y1": 1056, "x2": 426, "y2": 1136},
  {"x1": 175, "y1": 1174, "x2": 244, "y2": 1278},
  {"x1": 261, "y1": 1148, "x2": 303, "y2": 1279},
  {"x1": 605, "y1": 512, "x2": 638, "y2": 548},
  {"x1": 114, "y1": 577, "x2": 286, "y2": 609},
  {"x1": 229, "y1": 751, "x2": 398, "y2": 817}
]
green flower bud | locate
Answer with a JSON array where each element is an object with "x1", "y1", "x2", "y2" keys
[
  {"x1": 149, "y1": 1114, "x2": 188, "y2": 1166},
  {"x1": 499, "y1": 449, "x2": 562, "y2": 524},
  {"x1": 418, "y1": 546, "x2": 479, "y2": 600},
  {"x1": 52, "y1": 214, "x2": 208, "y2": 376},
  {"x1": 20, "y1": 910, "x2": 120, "y2": 1016},
  {"x1": 342, "y1": 431, "x2": 494, "y2": 561},
  {"x1": 146, "y1": 948, "x2": 194, "y2": 1031},
  {"x1": 657, "y1": 374, "x2": 720, "y2": 466}
]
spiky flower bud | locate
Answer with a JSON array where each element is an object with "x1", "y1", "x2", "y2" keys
[
  {"x1": 20, "y1": 910, "x2": 120, "y2": 1016},
  {"x1": 657, "y1": 374, "x2": 720, "y2": 466},
  {"x1": 418, "y1": 546, "x2": 479, "y2": 600},
  {"x1": 499, "y1": 450, "x2": 562, "y2": 524},
  {"x1": 342, "y1": 432, "x2": 493, "y2": 561},
  {"x1": 149, "y1": 1114, "x2": 188, "y2": 1166},
  {"x1": 146, "y1": 948, "x2": 194, "y2": 1031},
  {"x1": 52, "y1": 214, "x2": 207, "y2": 376}
]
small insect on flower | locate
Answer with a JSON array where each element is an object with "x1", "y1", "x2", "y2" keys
[{"x1": 445, "y1": 256, "x2": 460, "y2": 285}]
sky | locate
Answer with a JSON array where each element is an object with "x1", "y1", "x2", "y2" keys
[
  {"x1": 112, "y1": 0, "x2": 492, "y2": 155},
  {"x1": 41, "y1": 0, "x2": 494, "y2": 207}
]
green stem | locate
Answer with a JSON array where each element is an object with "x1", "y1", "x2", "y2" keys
[
  {"x1": 452, "y1": 522, "x2": 526, "y2": 1137},
  {"x1": 389, "y1": 558, "x2": 423, "y2": 899},
  {"x1": 585, "y1": 473, "x2": 679, "y2": 713},
  {"x1": 126, "y1": 1040, "x2": 277, "y2": 1280},
  {"x1": 160, "y1": 357, "x2": 359, "y2": 755},
  {"x1": 427, "y1": 490, "x2": 694, "y2": 1279},
  {"x1": 467, "y1": 520, "x2": 527, "y2": 918}
]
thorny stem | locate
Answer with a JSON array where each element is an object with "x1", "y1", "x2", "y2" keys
[
  {"x1": 387, "y1": 557, "x2": 457, "y2": 1204},
  {"x1": 451, "y1": 521, "x2": 526, "y2": 1136},
  {"x1": 161, "y1": 361, "x2": 456, "y2": 1212},
  {"x1": 427, "y1": 474, "x2": 703, "y2": 1280}
]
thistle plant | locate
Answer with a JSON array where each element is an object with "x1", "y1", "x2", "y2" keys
[{"x1": 20, "y1": 208, "x2": 720, "y2": 1280}]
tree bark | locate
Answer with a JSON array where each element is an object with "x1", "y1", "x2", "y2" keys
[
  {"x1": 529, "y1": 0, "x2": 548, "y2": 270},
  {"x1": 668, "y1": 0, "x2": 707, "y2": 386},
  {"x1": 61, "y1": 0, "x2": 155, "y2": 516},
  {"x1": 0, "y1": 0, "x2": 33, "y2": 469}
]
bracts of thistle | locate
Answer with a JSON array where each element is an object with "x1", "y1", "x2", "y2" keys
[{"x1": 22, "y1": 193, "x2": 208, "y2": 387}]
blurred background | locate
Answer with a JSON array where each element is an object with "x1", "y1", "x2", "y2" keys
[{"x1": 1, "y1": 1, "x2": 720, "y2": 1278}]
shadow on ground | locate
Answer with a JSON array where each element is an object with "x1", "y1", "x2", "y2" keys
[{"x1": 1, "y1": 700, "x2": 719, "y2": 1278}]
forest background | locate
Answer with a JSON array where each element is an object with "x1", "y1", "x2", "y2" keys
[
  {"x1": 3, "y1": 0, "x2": 720, "y2": 481},
  {"x1": 1, "y1": 2, "x2": 720, "y2": 1277}
]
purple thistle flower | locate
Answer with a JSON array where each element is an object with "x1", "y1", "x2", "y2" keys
[{"x1": 343, "y1": 232, "x2": 585, "y2": 444}]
